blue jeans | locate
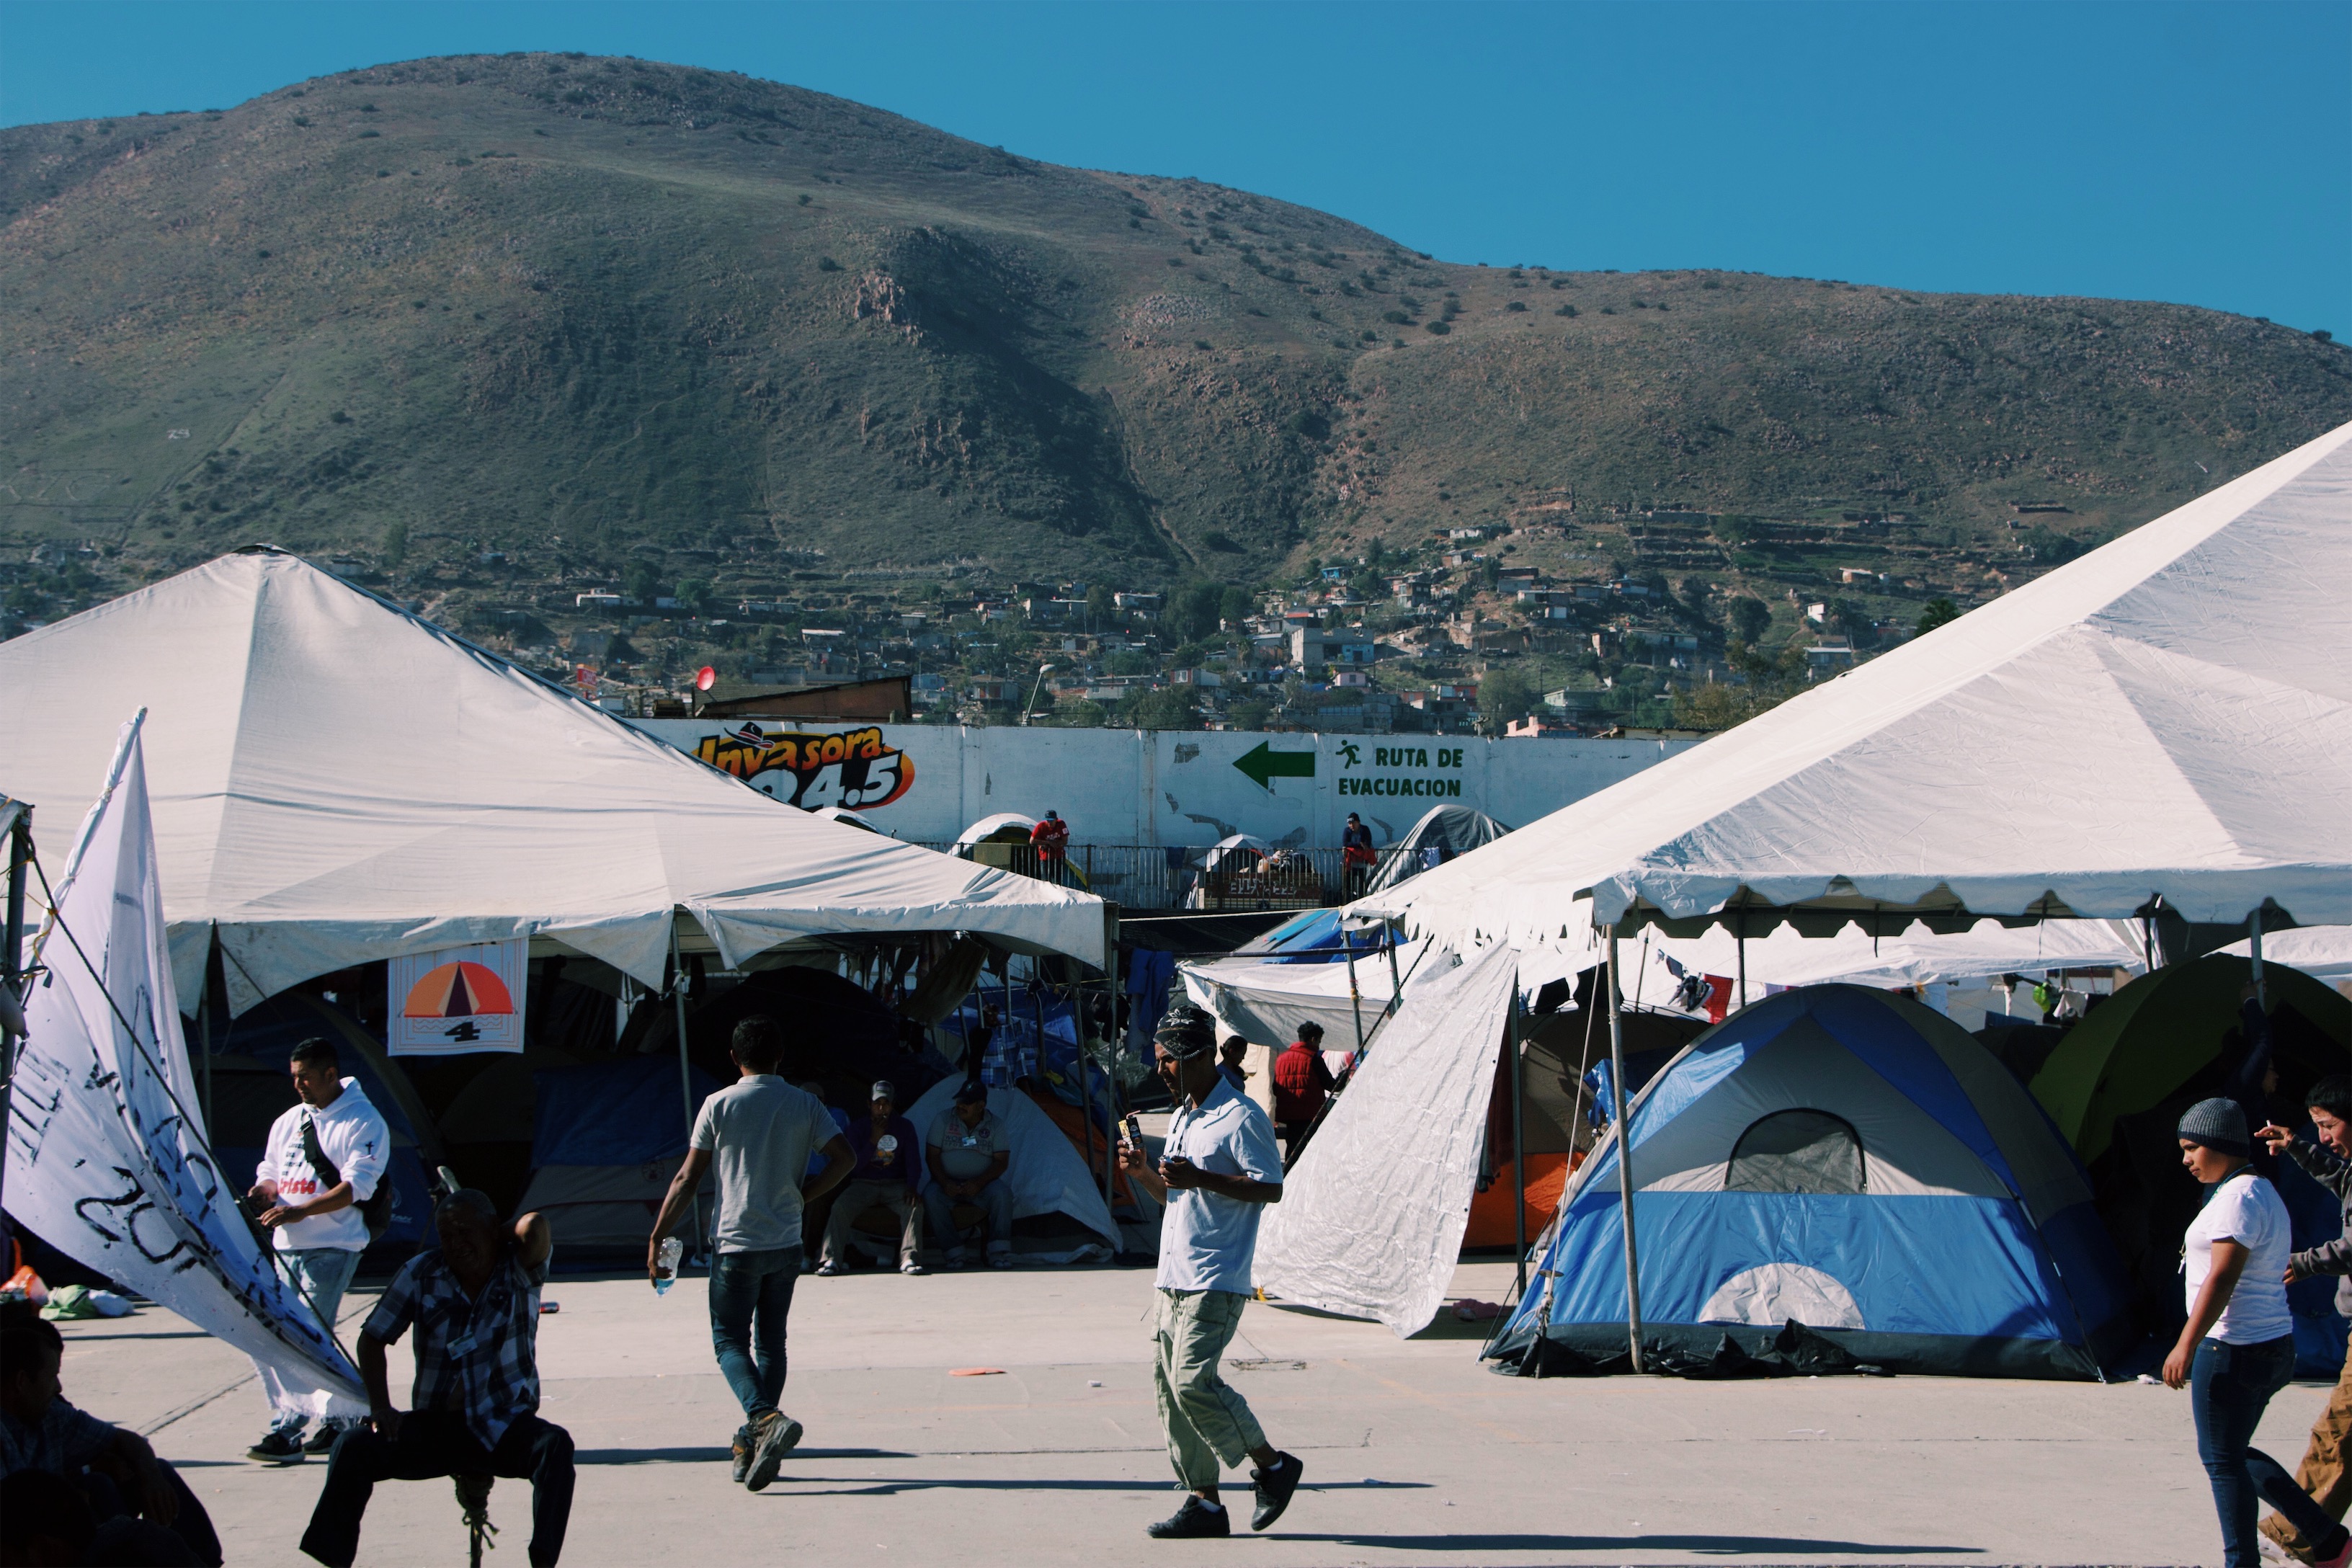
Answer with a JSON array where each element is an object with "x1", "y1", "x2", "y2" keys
[
  {"x1": 270, "y1": 1247, "x2": 361, "y2": 1433},
  {"x1": 2193, "y1": 1335, "x2": 2346, "y2": 1567},
  {"x1": 708, "y1": 1245, "x2": 802, "y2": 1420}
]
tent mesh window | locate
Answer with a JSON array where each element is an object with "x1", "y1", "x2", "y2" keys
[{"x1": 1724, "y1": 1109, "x2": 1866, "y2": 1194}]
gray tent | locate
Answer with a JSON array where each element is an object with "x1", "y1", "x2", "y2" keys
[{"x1": 1362, "y1": 805, "x2": 1510, "y2": 894}]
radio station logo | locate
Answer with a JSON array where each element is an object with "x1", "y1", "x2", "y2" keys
[{"x1": 693, "y1": 724, "x2": 915, "y2": 811}]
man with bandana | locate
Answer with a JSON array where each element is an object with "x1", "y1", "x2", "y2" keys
[{"x1": 1119, "y1": 1006, "x2": 1304, "y2": 1539}]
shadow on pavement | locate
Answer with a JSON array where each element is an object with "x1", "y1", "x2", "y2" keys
[
  {"x1": 769, "y1": 1476, "x2": 1433, "y2": 1498},
  {"x1": 577, "y1": 1446, "x2": 918, "y2": 1465},
  {"x1": 1278, "y1": 1534, "x2": 1978, "y2": 1555}
]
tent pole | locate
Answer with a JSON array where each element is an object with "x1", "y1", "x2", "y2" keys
[
  {"x1": 1607, "y1": 922, "x2": 1644, "y2": 1373},
  {"x1": 1342, "y1": 927, "x2": 1368, "y2": 1061},
  {"x1": 1735, "y1": 906, "x2": 1747, "y2": 1012},
  {"x1": 0, "y1": 809, "x2": 30, "y2": 1224},
  {"x1": 1510, "y1": 975, "x2": 1527, "y2": 1299},
  {"x1": 670, "y1": 922, "x2": 703, "y2": 1258},
  {"x1": 1384, "y1": 923, "x2": 1404, "y2": 1020},
  {"x1": 2250, "y1": 911, "x2": 2266, "y2": 1011}
]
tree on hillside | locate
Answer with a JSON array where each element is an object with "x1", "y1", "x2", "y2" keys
[
  {"x1": 381, "y1": 520, "x2": 409, "y2": 570},
  {"x1": 623, "y1": 562, "x2": 662, "y2": 602},
  {"x1": 1727, "y1": 595, "x2": 1772, "y2": 645},
  {"x1": 1916, "y1": 596, "x2": 1961, "y2": 636},
  {"x1": 1086, "y1": 582, "x2": 1115, "y2": 625},
  {"x1": 1478, "y1": 665, "x2": 1539, "y2": 724},
  {"x1": 1121, "y1": 687, "x2": 1198, "y2": 731}
]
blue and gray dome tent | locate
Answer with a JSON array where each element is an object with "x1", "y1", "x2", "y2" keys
[{"x1": 1486, "y1": 984, "x2": 2133, "y2": 1380}]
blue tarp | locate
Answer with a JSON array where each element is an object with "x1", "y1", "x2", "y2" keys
[{"x1": 533, "y1": 1056, "x2": 721, "y2": 1167}]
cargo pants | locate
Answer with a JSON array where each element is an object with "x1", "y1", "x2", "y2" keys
[
  {"x1": 1153, "y1": 1288, "x2": 1267, "y2": 1492},
  {"x1": 2260, "y1": 1335, "x2": 2352, "y2": 1559}
]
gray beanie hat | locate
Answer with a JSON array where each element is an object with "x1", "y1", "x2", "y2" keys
[{"x1": 2178, "y1": 1097, "x2": 2250, "y2": 1158}]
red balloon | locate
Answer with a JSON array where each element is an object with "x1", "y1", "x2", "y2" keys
[{"x1": 695, "y1": 665, "x2": 716, "y2": 692}]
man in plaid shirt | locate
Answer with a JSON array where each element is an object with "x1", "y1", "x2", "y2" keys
[{"x1": 299, "y1": 1190, "x2": 574, "y2": 1568}]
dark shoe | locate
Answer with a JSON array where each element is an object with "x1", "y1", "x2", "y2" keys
[
  {"x1": 1250, "y1": 1452, "x2": 1303, "y2": 1531},
  {"x1": 730, "y1": 1424, "x2": 752, "y2": 1484},
  {"x1": 1146, "y1": 1497, "x2": 1231, "y2": 1539},
  {"x1": 302, "y1": 1422, "x2": 343, "y2": 1456},
  {"x1": 743, "y1": 1411, "x2": 803, "y2": 1492},
  {"x1": 247, "y1": 1430, "x2": 307, "y2": 1465}
]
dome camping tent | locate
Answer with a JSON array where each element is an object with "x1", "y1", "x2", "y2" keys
[{"x1": 1485, "y1": 985, "x2": 2132, "y2": 1379}]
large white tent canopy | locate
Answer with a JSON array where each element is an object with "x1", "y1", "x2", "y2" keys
[
  {"x1": 0, "y1": 550, "x2": 1107, "y2": 1010},
  {"x1": 1358, "y1": 421, "x2": 2352, "y2": 951}
]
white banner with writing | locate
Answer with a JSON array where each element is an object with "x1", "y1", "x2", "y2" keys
[{"x1": 4, "y1": 713, "x2": 364, "y2": 1411}]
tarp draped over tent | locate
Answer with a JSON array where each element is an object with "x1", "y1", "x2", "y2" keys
[
  {"x1": 899, "y1": 1079, "x2": 1120, "y2": 1253},
  {"x1": 4, "y1": 715, "x2": 365, "y2": 1414},
  {"x1": 1360, "y1": 804, "x2": 1510, "y2": 896},
  {"x1": 1355, "y1": 419, "x2": 2352, "y2": 950},
  {"x1": 0, "y1": 551, "x2": 1107, "y2": 1013},
  {"x1": 1252, "y1": 944, "x2": 1520, "y2": 1336},
  {"x1": 1181, "y1": 936, "x2": 1433, "y2": 1051}
]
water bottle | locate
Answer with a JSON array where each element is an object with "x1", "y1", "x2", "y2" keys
[{"x1": 653, "y1": 1235, "x2": 683, "y2": 1295}]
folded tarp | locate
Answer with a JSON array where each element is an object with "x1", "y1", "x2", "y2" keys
[{"x1": 1252, "y1": 943, "x2": 1520, "y2": 1336}]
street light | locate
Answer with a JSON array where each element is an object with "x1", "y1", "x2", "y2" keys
[{"x1": 1021, "y1": 663, "x2": 1056, "y2": 726}]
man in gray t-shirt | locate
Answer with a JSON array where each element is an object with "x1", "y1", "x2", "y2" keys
[
  {"x1": 650, "y1": 1015, "x2": 850, "y2": 1492},
  {"x1": 922, "y1": 1082, "x2": 1015, "y2": 1269}
]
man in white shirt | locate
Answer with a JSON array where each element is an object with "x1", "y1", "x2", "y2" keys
[
  {"x1": 245, "y1": 1038, "x2": 388, "y2": 1465},
  {"x1": 1118, "y1": 1006, "x2": 1303, "y2": 1541},
  {"x1": 922, "y1": 1082, "x2": 1015, "y2": 1269}
]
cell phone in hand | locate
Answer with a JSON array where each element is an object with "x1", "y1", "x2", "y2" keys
[{"x1": 1123, "y1": 1112, "x2": 1143, "y2": 1149}]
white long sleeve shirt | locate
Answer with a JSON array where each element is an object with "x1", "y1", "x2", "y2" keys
[{"x1": 256, "y1": 1078, "x2": 388, "y2": 1253}]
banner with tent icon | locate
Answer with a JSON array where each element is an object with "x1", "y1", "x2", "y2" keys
[{"x1": 388, "y1": 939, "x2": 528, "y2": 1054}]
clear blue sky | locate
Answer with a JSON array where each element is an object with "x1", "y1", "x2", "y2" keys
[{"x1": 4, "y1": 1, "x2": 2345, "y2": 331}]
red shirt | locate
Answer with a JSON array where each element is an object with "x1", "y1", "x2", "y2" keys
[
  {"x1": 1029, "y1": 818, "x2": 1069, "y2": 858},
  {"x1": 1272, "y1": 1041, "x2": 1337, "y2": 1124}
]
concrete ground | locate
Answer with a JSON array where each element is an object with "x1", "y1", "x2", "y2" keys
[{"x1": 57, "y1": 1259, "x2": 2331, "y2": 1567}]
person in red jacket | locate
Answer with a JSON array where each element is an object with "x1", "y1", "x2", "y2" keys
[
  {"x1": 1271, "y1": 1023, "x2": 1337, "y2": 1155},
  {"x1": 1028, "y1": 811, "x2": 1070, "y2": 881}
]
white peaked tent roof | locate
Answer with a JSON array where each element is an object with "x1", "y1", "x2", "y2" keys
[
  {"x1": 1360, "y1": 421, "x2": 2352, "y2": 949},
  {"x1": 0, "y1": 550, "x2": 1107, "y2": 1008}
]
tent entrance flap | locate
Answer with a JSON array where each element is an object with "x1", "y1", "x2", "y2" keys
[{"x1": 1252, "y1": 944, "x2": 1519, "y2": 1337}]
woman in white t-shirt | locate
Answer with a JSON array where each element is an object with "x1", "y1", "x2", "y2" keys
[{"x1": 2165, "y1": 1097, "x2": 2351, "y2": 1568}]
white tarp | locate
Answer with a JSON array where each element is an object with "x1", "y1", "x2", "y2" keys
[
  {"x1": 1531, "y1": 916, "x2": 2152, "y2": 997},
  {"x1": 2217, "y1": 925, "x2": 2352, "y2": 984},
  {"x1": 1252, "y1": 943, "x2": 1518, "y2": 1337},
  {"x1": 1181, "y1": 938, "x2": 1433, "y2": 1051},
  {"x1": 900, "y1": 1079, "x2": 1119, "y2": 1251},
  {"x1": 1357, "y1": 421, "x2": 2352, "y2": 951},
  {"x1": 0, "y1": 551, "x2": 1106, "y2": 1013},
  {"x1": 4, "y1": 716, "x2": 363, "y2": 1411}
]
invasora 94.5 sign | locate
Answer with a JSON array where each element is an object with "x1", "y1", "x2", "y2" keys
[{"x1": 692, "y1": 723, "x2": 916, "y2": 811}]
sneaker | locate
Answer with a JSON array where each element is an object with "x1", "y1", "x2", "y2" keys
[
  {"x1": 246, "y1": 1430, "x2": 307, "y2": 1465},
  {"x1": 743, "y1": 1411, "x2": 804, "y2": 1492},
  {"x1": 1146, "y1": 1497, "x2": 1231, "y2": 1539},
  {"x1": 900, "y1": 1260, "x2": 928, "y2": 1276},
  {"x1": 987, "y1": 1252, "x2": 1015, "y2": 1270},
  {"x1": 730, "y1": 1424, "x2": 752, "y2": 1485},
  {"x1": 301, "y1": 1423, "x2": 342, "y2": 1456},
  {"x1": 1250, "y1": 1451, "x2": 1303, "y2": 1531},
  {"x1": 815, "y1": 1260, "x2": 847, "y2": 1277}
]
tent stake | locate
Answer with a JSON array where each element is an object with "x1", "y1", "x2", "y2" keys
[
  {"x1": 1607, "y1": 924, "x2": 1644, "y2": 1373},
  {"x1": 670, "y1": 923, "x2": 703, "y2": 1258},
  {"x1": 1510, "y1": 974, "x2": 1527, "y2": 1300}
]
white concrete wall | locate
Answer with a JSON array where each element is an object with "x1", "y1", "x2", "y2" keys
[{"x1": 631, "y1": 721, "x2": 1695, "y2": 848}]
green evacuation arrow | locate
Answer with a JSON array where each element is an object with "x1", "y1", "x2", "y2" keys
[{"x1": 1233, "y1": 741, "x2": 1316, "y2": 789}]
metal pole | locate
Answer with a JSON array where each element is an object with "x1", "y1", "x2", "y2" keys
[
  {"x1": 1735, "y1": 908, "x2": 1747, "y2": 1012},
  {"x1": 1510, "y1": 976, "x2": 1527, "y2": 1298},
  {"x1": 1384, "y1": 925, "x2": 1404, "y2": 1021},
  {"x1": 0, "y1": 810, "x2": 30, "y2": 1222},
  {"x1": 198, "y1": 965, "x2": 213, "y2": 1138},
  {"x1": 2250, "y1": 910, "x2": 2267, "y2": 1012},
  {"x1": 1606, "y1": 923, "x2": 1644, "y2": 1373},
  {"x1": 1342, "y1": 926, "x2": 1368, "y2": 1061},
  {"x1": 670, "y1": 922, "x2": 703, "y2": 1257}
]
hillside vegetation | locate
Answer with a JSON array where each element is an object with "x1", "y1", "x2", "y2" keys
[{"x1": 4, "y1": 50, "x2": 2349, "y2": 597}]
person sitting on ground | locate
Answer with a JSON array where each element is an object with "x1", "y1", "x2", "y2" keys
[
  {"x1": 300, "y1": 1192, "x2": 573, "y2": 1568},
  {"x1": 2257, "y1": 1075, "x2": 2352, "y2": 1562},
  {"x1": 816, "y1": 1082, "x2": 926, "y2": 1277},
  {"x1": 922, "y1": 1082, "x2": 1015, "y2": 1270},
  {"x1": 1218, "y1": 1036, "x2": 1251, "y2": 1098},
  {"x1": 0, "y1": 1303, "x2": 220, "y2": 1567},
  {"x1": 245, "y1": 1037, "x2": 388, "y2": 1465},
  {"x1": 2165, "y1": 1098, "x2": 2352, "y2": 1568},
  {"x1": 1272, "y1": 1022, "x2": 1337, "y2": 1154}
]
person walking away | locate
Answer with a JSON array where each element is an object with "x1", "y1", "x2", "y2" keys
[
  {"x1": 1272, "y1": 1022, "x2": 1337, "y2": 1157},
  {"x1": 649, "y1": 1017, "x2": 852, "y2": 1491},
  {"x1": 246, "y1": 1038, "x2": 388, "y2": 1464},
  {"x1": 1118, "y1": 1005, "x2": 1303, "y2": 1539},
  {"x1": 2165, "y1": 1098, "x2": 2352, "y2": 1568},
  {"x1": 1340, "y1": 814, "x2": 1376, "y2": 899},
  {"x1": 922, "y1": 1082, "x2": 1015, "y2": 1270},
  {"x1": 300, "y1": 1191, "x2": 573, "y2": 1568},
  {"x1": 1030, "y1": 810, "x2": 1072, "y2": 883},
  {"x1": 2258, "y1": 1076, "x2": 2352, "y2": 1561},
  {"x1": 817, "y1": 1082, "x2": 926, "y2": 1276}
]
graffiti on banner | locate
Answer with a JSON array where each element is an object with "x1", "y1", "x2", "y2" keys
[{"x1": 692, "y1": 724, "x2": 916, "y2": 811}]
